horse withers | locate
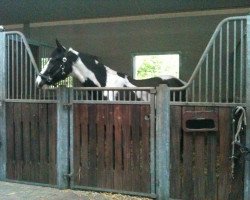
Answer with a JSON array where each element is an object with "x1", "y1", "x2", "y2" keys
[{"x1": 35, "y1": 40, "x2": 186, "y2": 101}]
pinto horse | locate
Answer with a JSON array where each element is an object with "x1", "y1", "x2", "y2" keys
[{"x1": 35, "y1": 40, "x2": 186, "y2": 101}]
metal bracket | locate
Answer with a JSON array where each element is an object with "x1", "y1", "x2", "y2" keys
[
  {"x1": 63, "y1": 103, "x2": 72, "y2": 109},
  {"x1": 63, "y1": 172, "x2": 73, "y2": 180}
]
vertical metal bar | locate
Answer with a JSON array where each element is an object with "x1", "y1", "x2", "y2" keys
[
  {"x1": 21, "y1": 38, "x2": 23, "y2": 99},
  {"x1": 226, "y1": 22, "x2": 229, "y2": 102},
  {"x1": 240, "y1": 20, "x2": 244, "y2": 102},
  {"x1": 233, "y1": 21, "x2": 236, "y2": 102},
  {"x1": 192, "y1": 80, "x2": 195, "y2": 102},
  {"x1": 205, "y1": 55, "x2": 208, "y2": 102},
  {"x1": 155, "y1": 85, "x2": 170, "y2": 199},
  {"x1": 219, "y1": 28, "x2": 222, "y2": 102},
  {"x1": 244, "y1": 15, "x2": 250, "y2": 200},
  {"x1": 212, "y1": 42, "x2": 215, "y2": 102},
  {"x1": 198, "y1": 67, "x2": 201, "y2": 102},
  {"x1": 7, "y1": 35, "x2": 10, "y2": 99},
  {"x1": 16, "y1": 34, "x2": 19, "y2": 99},
  {"x1": 25, "y1": 49, "x2": 28, "y2": 99},
  {"x1": 11, "y1": 35, "x2": 14, "y2": 99},
  {"x1": 29, "y1": 59, "x2": 32, "y2": 99},
  {"x1": 0, "y1": 32, "x2": 7, "y2": 180},
  {"x1": 150, "y1": 89, "x2": 156, "y2": 194},
  {"x1": 69, "y1": 87, "x2": 74, "y2": 188},
  {"x1": 57, "y1": 86, "x2": 70, "y2": 189}
]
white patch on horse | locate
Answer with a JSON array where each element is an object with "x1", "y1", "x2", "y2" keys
[
  {"x1": 35, "y1": 58, "x2": 51, "y2": 87},
  {"x1": 71, "y1": 57, "x2": 101, "y2": 87},
  {"x1": 95, "y1": 60, "x2": 99, "y2": 64},
  {"x1": 69, "y1": 48, "x2": 79, "y2": 55}
]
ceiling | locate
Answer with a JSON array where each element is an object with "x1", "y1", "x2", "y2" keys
[{"x1": 1, "y1": 0, "x2": 250, "y2": 25}]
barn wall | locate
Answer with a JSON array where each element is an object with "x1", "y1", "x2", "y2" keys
[{"x1": 17, "y1": 13, "x2": 247, "y2": 81}]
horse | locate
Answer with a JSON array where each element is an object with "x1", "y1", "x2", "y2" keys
[{"x1": 35, "y1": 40, "x2": 186, "y2": 101}]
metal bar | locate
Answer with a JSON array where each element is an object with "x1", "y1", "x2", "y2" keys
[
  {"x1": 11, "y1": 35, "x2": 14, "y2": 99},
  {"x1": 150, "y1": 90, "x2": 156, "y2": 194},
  {"x1": 199, "y1": 67, "x2": 201, "y2": 102},
  {"x1": 226, "y1": 22, "x2": 229, "y2": 102},
  {"x1": 7, "y1": 35, "x2": 10, "y2": 99},
  {"x1": 244, "y1": 15, "x2": 250, "y2": 199},
  {"x1": 205, "y1": 55, "x2": 208, "y2": 102},
  {"x1": 16, "y1": 34, "x2": 19, "y2": 99},
  {"x1": 233, "y1": 21, "x2": 236, "y2": 102},
  {"x1": 192, "y1": 80, "x2": 195, "y2": 102},
  {"x1": 21, "y1": 37, "x2": 23, "y2": 99},
  {"x1": 57, "y1": 86, "x2": 70, "y2": 189},
  {"x1": 219, "y1": 28, "x2": 222, "y2": 102},
  {"x1": 212, "y1": 41, "x2": 215, "y2": 102},
  {"x1": 170, "y1": 101, "x2": 246, "y2": 107},
  {"x1": 155, "y1": 85, "x2": 170, "y2": 199},
  {"x1": 25, "y1": 49, "x2": 28, "y2": 99},
  {"x1": 0, "y1": 32, "x2": 7, "y2": 180},
  {"x1": 240, "y1": 20, "x2": 244, "y2": 102}
]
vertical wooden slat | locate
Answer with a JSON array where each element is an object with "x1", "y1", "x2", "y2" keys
[
  {"x1": 48, "y1": 103, "x2": 57, "y2": 185},
  {"x1": 122, "y1": 105, "x2": 132, "y2": 191},
  {"x1": 38, "y1": 103, "x2": 49, "y2": 183},
  {"x1": 113, "y1": 105, "x2": 123, "y2": 190},
  {"x1": 193, "y1": 107, "x2": 206, "y2": 200},
  {"x1": 88, "y1": 104, "x2": 97, "y2": 187},
  {"x1": 6, "y1": 103, "x2": 15, "y2": 180},
  {"x1": 96, "y1": 105, "x2": 106, "y2": 188},
  {"x1": 206, "y1": 109, "x2": 218, "y2": 200},
  {"x1": 140, "y1": 105, "x2": 151, "y2": 193},
  {"x1": 131, "y1": 105, "x2": 141, "y2": 192},
  {"x1": 14, "y1": 103, "x2": 22, "y2": 180},
  {"x1": 21, "y1": 103, "x2": 31, "y2": 181},
  {"x1": 218, "y1": 107, "x2": 231, "y2": 200},
  {"x1": 182, "y1": 106, "x2": 194, "y2": 200},
  {"x1": 105, "y1": 105, "x2": 114, "y2": 188},
  {"x1": 170, "y1": 105, "x2": 182, "y2": 199},
  {"x1": 29, "y1": 103, "x2": 40, "y2": 182},
  {"x1": 79, "y1": 104, "x2": 89, "y2": 186},
  {"x1": 73, "y1": 104, "x2": 81, "y2": 185}
]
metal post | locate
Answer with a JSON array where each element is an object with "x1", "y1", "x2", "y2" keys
[
  {"x1": 155, "y1": 85, "x2": 170, "y2": 200},
  {"x1": 57, "y1": 86, "x2": 70, "y2": 189},
  {"x1": 0, "y1": 32, "x2": 6, "y2": 180},
  {"x1": 244, "y1": 15, "x2": 250, "y2": 200}
]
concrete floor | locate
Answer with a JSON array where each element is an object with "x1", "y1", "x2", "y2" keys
[{"x1": 0, "y1": 181, "x2": 152, "y2": 200}]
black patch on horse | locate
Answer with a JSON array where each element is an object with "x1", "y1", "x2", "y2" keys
[
  {"x1": 79, "y1": 53, "x2": 107, "y2": 87},
  {"x1": 117, "y1": 72, "x2": 126, "y2": 78}
]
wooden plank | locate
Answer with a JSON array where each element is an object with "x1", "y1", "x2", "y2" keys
[
  {"x1": 182, "y1": 106, "x2": 194, "y2": 200},
  {"x1": 13, "y1": 103, "x2": 22, "y2": 181},
  {"x1": 206, "y1": 107, "x2": 218, "y2": 200},
  {"x1": 88, "y1": 104, "x2": 97, "y2": 187},
  {"x1": 104, "y1": 104, "x2": 114, "y2": 189},
  {"x1": 140, "y1": 105, "x2": 151, "y2": 193},
  {"x1": 113, "y1": 105, "x2": 123, "y2": 190},
  {"x1": 73, "y1": 104, "x2": 81, "y2": 185},
  {"x1": 122, "y1": 105, "x2": 132, "y2": 191},
  {"x1": 6, "y1": 102, "x2": 15, "y2": 180},
  {"x1": 193, "y1": 106, "x2": 206, "y2": 200},
  {"x1": 96, "y1": 104, "x2": 106, "y2": 188},
  {"x1": 218, "y1": 107, "x2": 231, "y2": 200},
  {"x1": 38, "y1": 103, "x2": 49, "y2": 184},
  {"x1": 131, "y1": 105, "x2": 141, "y2": 192},
  {"x1": 29, "y1": 103, "x2": 40, "y2": 182},
  {"x1": 79, "y1": 104, "x2": 89, "y2": 186},
  {"x1": 21, "y1": 103, "x2": 31, "y2": 182},
  {"x1": 48, "y1": 103, "x2": 57, "y2": 185},
  {"x1": 169, "y1": 105, "x2": 182, "y2": 199}
]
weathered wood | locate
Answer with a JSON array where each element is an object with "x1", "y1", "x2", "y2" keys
[
  {"x1": 206, "y1": 108, "x2": 218, "y2": 200},
  {"x1": 182, "y1": 106, "x2": 194, "y2": 200},
  {"x1": 170, "y1": 106, "x2": 182, "y2": 199},
  {"x1": 218, "y1": 107, "x2": 231, "y2": 200}
]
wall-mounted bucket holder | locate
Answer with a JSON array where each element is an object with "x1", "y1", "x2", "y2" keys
[{"x1": 182, "y1": 110, "x2": 218, "y2": 132}]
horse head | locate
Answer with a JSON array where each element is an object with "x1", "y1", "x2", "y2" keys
[{"x1": 35, "y1": 40, "x2": 77, "y2": 88}]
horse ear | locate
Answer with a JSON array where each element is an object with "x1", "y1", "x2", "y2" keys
[{"x1": 56, "y1": 39, "x2": 63, "y2": 49}]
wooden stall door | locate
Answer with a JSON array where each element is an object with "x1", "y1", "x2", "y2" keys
[
  {"x1": 170, "y1": 106, "x2": 244, "y2": 200},
  {"x1": 6, "y1": 102, "x2": 57, "y2": 185},
  {"x1": 72, "y1": 104, "x2": 152, "y2": 194}
]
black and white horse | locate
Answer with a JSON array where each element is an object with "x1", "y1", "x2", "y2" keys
[{"x1": 35, "y1": 40, "x2": 186, "y2": 101}]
